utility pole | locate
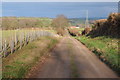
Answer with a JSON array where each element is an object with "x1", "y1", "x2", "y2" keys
[{"x1": 85, "y1": 10, "x2": 89, "y2": 28}]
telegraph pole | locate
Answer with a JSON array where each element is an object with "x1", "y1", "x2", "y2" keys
[{"x1": 85, "y1": 10, "x2": 89, "y2": 28}]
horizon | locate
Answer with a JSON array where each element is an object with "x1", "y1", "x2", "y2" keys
[
  {"x1": 2, "y1": 2, "x2": 118, "y2": 18},
  {"x1": 0, "y1": 16, "x2": 108, "y2": 19}
]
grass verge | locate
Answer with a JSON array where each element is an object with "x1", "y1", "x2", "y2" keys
[
  {"x1": 2, "y1": 36, "x2": 59, "y2": 78},
  {"x1": 75, "y1": 36, "x2": 120, "y2": 75}
]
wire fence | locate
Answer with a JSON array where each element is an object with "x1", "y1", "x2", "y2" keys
[{"x1": 0, "y1": 29, "x2": 55, "y2": 58}]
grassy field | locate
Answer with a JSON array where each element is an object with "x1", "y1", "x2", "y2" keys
[
  {"x1": 2, "y1": 36, "x2": 59, "y2": 78},
  {"x1": 1, "y1": 29, "x2": 56, "y2": 39},
  {"x1": 1, "y1": 30, "x2": 26, "y2": 40},
  {"x1": 2, "y1": 17, "x2": 52, "y2": 30},
  {"x1": 75, "y1": 36, "x2": 120, "y2": 74}
]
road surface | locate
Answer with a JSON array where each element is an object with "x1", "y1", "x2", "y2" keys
[{"x1": 28, "y1": 36, "x2": 118, "y2": 78}]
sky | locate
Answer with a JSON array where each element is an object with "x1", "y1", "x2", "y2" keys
[
  {"x1": 1, "y1": 2, "x2": 118, "y2": 18},
  {"x1": 2, "y1": 0, "x2": 120, "y2": 2}
]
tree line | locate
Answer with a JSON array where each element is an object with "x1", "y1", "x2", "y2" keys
[
  {"x1": 1, "y1": 17, "x2": 52, "y2": 30},
  {"x1": 1, "y1": 15, "x2": 69, "y2": 30}
]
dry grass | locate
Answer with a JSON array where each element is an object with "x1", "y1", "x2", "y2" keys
[{"x1": 2, "y1": 36, "x2": 59, "y2": 78}]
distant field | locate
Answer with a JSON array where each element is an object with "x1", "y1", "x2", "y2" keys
[
  {"x1": 1, "y1": 29, "x2": 56, "y2": 39},
  {"x1": 1, "y1": 17, "x2": 52, "y2": 30},
  {"x1": 69, "y1": 19, "x2": 85, "y2": 26}
]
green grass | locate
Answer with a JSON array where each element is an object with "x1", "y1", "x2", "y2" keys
[
  {"x1": 75, "y1": 36, "x2": 120, "y2": 73},
  {"x1": 1, "y1": 29, "x2": 55, "y2": 39},
  {"x1": 1, "y1": 30, "x2": 31, "y2": 42},
  {"x1": 78, "y1": 28, "x2": 84, "y2": 34},
  {"x1": 0, "y1": 29, "x2": 56, "y2": 46},
  {"x1": 2, "y1": 36, "x2": 59, "y2": 78}
]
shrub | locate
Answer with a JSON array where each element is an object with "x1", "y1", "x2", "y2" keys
[
  {"x1": 82, "y1": 27, "x2": 91, "y2": 35},
  {"x1": 56, "y1": 28, "x2": 65, "y2": 36},
  {"x1": 88, "y1": 13, "x2": 120, "y2": 38},
  {"x1": 68, "y1": 28, "x2": 80, "y2": 36}
]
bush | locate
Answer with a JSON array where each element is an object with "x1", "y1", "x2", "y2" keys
[
  {"x1": 56, "y1": 28, "x2": 65, "y2": 36},
  {"x1": 82, "y1": 27, "x2": 91, "y2": 35},
  {"x1": 88, "y1": 13, "x2": 120, "y2": 38},
  {"x1": 68, "y1": 28, "x2": 81, "y2": 36}
]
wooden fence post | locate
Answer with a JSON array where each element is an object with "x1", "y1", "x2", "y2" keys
[
  {"x1": 19, "y1": 32, "x2": 24, "y2": 49},
  {"x1": 10, "y1": 37, "x2": 14, "y2": 54},
  {"x1": 3, "y1": 40, "x2": 7, "y2": 57}
]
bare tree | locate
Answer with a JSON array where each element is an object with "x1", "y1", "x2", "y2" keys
[
  {"x1": 52, "y1": 15, "x2": 69, "y2": 29},
  {"x1": 52, "y1": 15, "x2": 69, "y2": 36}
]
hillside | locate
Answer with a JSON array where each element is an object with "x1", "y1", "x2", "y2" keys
[{"x1": 88, "y1": 13, "x2": 120, "y2": 38}]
